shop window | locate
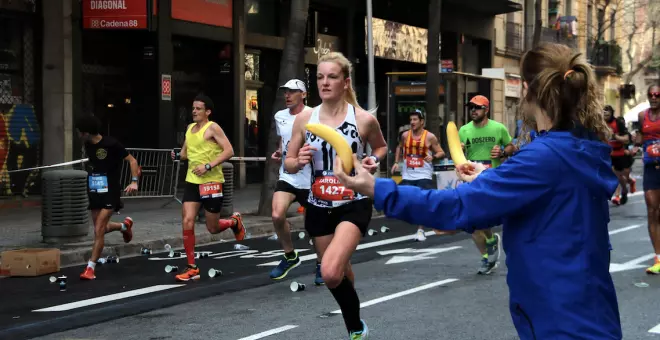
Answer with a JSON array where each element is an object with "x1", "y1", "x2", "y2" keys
[
  {"x1": 245, "y1": 51, "x2": 260, "y2": 81},
  {"x1": 245, "y1": 0, "x2": 279, "y2": 36}
]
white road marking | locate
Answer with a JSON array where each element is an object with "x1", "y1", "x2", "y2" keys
[
  {"x1": 237, "y1": 325, "x2": 298, "y2": 340},
  {"x1": 377, "y1": 246, "x2": 463, "y2": 264},
  {"x1": 609, "y1": 224, "x2": 643, "y2": 235},
  {"x1": 258, "y1": 231, "x2": 439, "y2": 267},
  {"x1": 609, "y1": 253, "x2": 657, "y2": 273},
  {"x1": 649, "y1": 323, "x2": 660, "y2": 334},
  {"x1": 33, "y1": 285, "x2": 185, "y2": 312},
  {"x1": 330, "y1": 278, "x2": 459, "y2": 314}
]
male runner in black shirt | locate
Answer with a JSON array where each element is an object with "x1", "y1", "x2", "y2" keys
[{"x1": 76, "y1": 115, "x2": 139, "y2": 280}]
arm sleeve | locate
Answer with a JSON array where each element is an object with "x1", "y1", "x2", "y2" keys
[{"x1": 373, "y1": 145, "x2": 554, "y2": 231}]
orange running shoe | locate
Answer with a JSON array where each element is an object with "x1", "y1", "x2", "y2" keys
[
  {"x1": 175, "y1": 265, "x2": 201, "y2": 282},
  {"x1": 629, "y1": 178, "x2": 637, "y2": 194},
  {"x1": 611, "y1": 196, "x2": 620, "y2": 205},
  {"x1": 297, "y1": 206, "x2": 305, "y2": 214},
  {"x1": 121, "y1": 217, "x2": 133, "y2": 243},
  {"x1": 231, "y1": 212, "x2": 246, "y2": 241},
  {"x1": 80, "y1": 267, "x2": 96, "y2": 280}
]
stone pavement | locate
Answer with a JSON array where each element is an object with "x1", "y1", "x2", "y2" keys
[{"x1": 0, "y1": 184, "x2": 310, "y2": 268}]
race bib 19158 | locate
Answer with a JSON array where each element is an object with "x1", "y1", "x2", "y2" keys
[
  {"x1": 311, "y1": 175, "x2": 354, "y2": 202},
  {"x1": 405, "y1": 155, "x2": 424, "y2": 168},
  {"x1": 199, "y1": 182, "x2": 223, "y2": 200},
  {"x1": 88, "y1": 175, "x2": 109, "y2": 193}
]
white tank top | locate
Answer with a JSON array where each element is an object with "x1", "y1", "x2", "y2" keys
[
  {"x1": 275, "y1": 107, "x2": 312, "y2": 189},
  {"x1": 401, "y1": 129, "x2": 434, "y2": 181},
  {"x1": 305, "y1": 104, "x2": 367, "y2": 208}
]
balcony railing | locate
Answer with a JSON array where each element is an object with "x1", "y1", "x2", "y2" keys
[
  {"x1": 505, "y1": 22, "x2": 523, "y2": 54},
  {"x1": 540, "y1": 27, "x2": 578, "y2": 50},
  {"x1": 590, "y1": 42, "x2": 622, "y2": 74}
]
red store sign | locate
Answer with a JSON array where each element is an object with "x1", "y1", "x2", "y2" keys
[{"x1": 83, "y1": 0, "x2": 148, "y2": 30}]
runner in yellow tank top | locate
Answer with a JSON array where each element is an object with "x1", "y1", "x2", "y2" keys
[{"x1": 171, "y1": 94, "x2": 247, "y2": 282}]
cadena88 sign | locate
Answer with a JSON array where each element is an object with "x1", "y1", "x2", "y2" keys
[{"x1": 83, "y1": 0, "x2": 148, "y2": 30}]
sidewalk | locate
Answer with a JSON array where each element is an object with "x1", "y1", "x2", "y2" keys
[{"x1": 0, "y1": 184, "x2": 310, "y2": 268}]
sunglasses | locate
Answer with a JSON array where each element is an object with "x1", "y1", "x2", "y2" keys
[
  {"x1": 649, "y1": 92, "x2": 660, "y2": 99},
  {"x1": 469, "y1": 104, "x2": 487, "y2": 111}
]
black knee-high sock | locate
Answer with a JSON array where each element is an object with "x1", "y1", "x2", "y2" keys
[{"x1": 328, "y1": 276, "x2": 363, "y2": 333}]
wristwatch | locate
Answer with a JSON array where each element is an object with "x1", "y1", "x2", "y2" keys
[
  {"x1": 131, "y1": 177, "x2": 138, "y2": 182},
  {"x1": 205, "y1": 163, "x2": 212, "y2": 171},
  {"x1": 369, "y1": 155, "x2": 380, "y2": 163}
]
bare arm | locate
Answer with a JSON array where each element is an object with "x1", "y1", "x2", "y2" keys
[
  {"x1": 364, "y1": 114, "x2": 387, "y2": 161},
  {"x1": 636, "y1": 112, "x2": 645, "y2": 144},
  {"x1": 428, "y1": 133, "x2": 445, "y2": 159},
  {"x1": 394, "y1": 133, "x2": 405, "y2": 163},
  {"x1": 180, "y1": 141, "x2": 188, "y2": 161},
  {"x1": 124, "y1": 154, "x2": 139, "y2": 180},
  {"x1": 209, "y1": 123, "x2": 235, "y2": 168},
  {"x1": 284, "y1": 111, "x2": 310, "y2": 173},
  {"x1": 504, "y1": 143, "x2": 517, "y2": 156}
]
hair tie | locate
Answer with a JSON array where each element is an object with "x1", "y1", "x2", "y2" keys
[{"x1": 563, "y1": 70, "x2": 575, "y2": 80}]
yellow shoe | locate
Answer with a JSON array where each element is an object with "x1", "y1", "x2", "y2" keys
[{"x1": 646, "y1": 258, "x2": 660, "y2": 275}]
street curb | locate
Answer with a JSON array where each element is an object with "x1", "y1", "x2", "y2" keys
[{"x1": 59, "y1": 210, "x2": 385, "y2": 268}]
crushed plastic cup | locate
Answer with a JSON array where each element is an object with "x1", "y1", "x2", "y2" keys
[
  {"x1": 165, "y1": 265, "x2": 179, "y2": 273},
  {"x1": 635, "y1": 282, "x2": 649, "y2": 288},
  {"x1": 208, "y1": 268, "x2": 223, "y2": 278},
  {"x1": 298, "y1": 232, "x2": 306, "y2": 240},
  {"x1": 49, "y1": 276, "x2": 57, "y2": 283},
  {"x1": 367, "y1": 229, "x2": 378, "y2": 236},
  {"x1": 164, "y1": 244, "x2": 172, "y2": 251},
  {"x1": 309, "y1": 239, "x2": 314, "y2": 246},
  {"x1": 290, "y1": 281, "x2": 306, "y2": 292},
  {"x1": 97, "y1": 257, "x2": 107, "y2": 265},
  {"x1": 380, "y1": 226, "x2": 390, "y2": 233},
  {"x1": 268, "y1": 234, "x2": 279, "y2": 241},
  {"x1": 105, "y1": 256, "x2": 119, "y2": 264},
  {"x1": 234, "y1": 244, "x2": 250, "y2": 250},
  {"x1": 141, "y1": 247, "x2": 152, "y2": 255}
]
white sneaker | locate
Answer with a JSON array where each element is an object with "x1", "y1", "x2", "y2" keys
[{"x1": 415, "y1": 229, "x2": 427, "y2": 242}]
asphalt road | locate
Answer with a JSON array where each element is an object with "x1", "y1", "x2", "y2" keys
[{"x1": 3, "y1": 169, "x2": 660, "y2": 340}]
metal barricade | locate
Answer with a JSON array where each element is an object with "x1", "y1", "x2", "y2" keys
[{"x1": 119, "y1": 148, "x2": 181, "y2": 205}]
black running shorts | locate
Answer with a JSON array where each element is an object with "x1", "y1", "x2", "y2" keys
[
  {"x1": 182, "y1": 182, "x2": 224, "y2": 214},
  {"x1": 275, "y1": 180, "x2": 309, "y2": 208},
  {"x1": 611, "y1": 156, "x2": 633, "y2": 171},
  {"x1": 304, "y1": 198, "x2": 373, "y2": 237},
  {"x1": 88, "y1": 190, "x2": 121, "y2": 211}
]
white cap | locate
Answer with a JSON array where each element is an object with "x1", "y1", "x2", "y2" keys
[{"x1": 279, "y1": 79, "x2": 307, "y2": 92}]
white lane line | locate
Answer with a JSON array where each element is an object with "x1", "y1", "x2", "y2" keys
[
  {"x1": 237, "y1": 325, "x2": 298, "y2": 340},
  {"x1": 649, "y1": 323, "x2": 660, "y2": 334},
  {"x1": 33, "y1": 285, "x2": 185, "y2": 312},
  {"x1": 609, "y1": 224, "x2": 643, "y2": 235},
  {"x1": 258, "y1": 231, "x2": 439, "y2": 267},
  {"x1": 331, "y1": 278, "x2": 459, "y2": 314}
]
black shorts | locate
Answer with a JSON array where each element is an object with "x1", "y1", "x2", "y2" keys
[
  {"x1": 398, "y1": 178, "x2": 435, "y2": 190},
  {"x1": 182, "y1": 182, "x2": 224, "y2": 214},
  {"x1": 611, "y1": 156, "x2": 633, "y2": 171},
  {"x1": 275, "y1": 180, "x2": 309, "y2": 207},
  {"x1": 644, "y1": 163, "x2": 660, "y2": 191},
  {"x1": 304, "y1": 198, "x2": 373, "y2": 237},
  {"x1": 88, "y1": 190, "x2": 121, "y2": 210}
]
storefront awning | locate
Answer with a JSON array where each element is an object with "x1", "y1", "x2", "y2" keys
[{"x1": 445, "y1": 0, "x2": 522, "y2": 15}]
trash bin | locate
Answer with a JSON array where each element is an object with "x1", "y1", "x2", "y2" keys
[
  {"x1": 221, "y1": 162, "x2": 234, "y2": 217},
  {"x1": 41, "y1": 170, "x2": 90, "y2": 243}
]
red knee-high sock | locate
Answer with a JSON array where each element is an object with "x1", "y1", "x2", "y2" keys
[
  {"x1": 217, "y1": 218, "x2": 237, "y2": 232},
  {"x1": 183, "y1": 229, "x2": 196, "y2": 266}
]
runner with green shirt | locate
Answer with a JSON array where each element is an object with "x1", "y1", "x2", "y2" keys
[{"x1": 459, "y1": 95, "x2": 516, "y2": 274}]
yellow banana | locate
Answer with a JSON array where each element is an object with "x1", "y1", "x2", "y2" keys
[
  {"x1": 446, "y1": 121, "x2": 468, "y2": 166},
  {"x1": 305, "y1": 123, "x2": 354, "y2": 174}
]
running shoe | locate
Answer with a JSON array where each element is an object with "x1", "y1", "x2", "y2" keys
[
  {"x1": 349, "y1": 320, "x2": 369, "y2": 339},
  {"x1": 486, "y1": 233, "x2": 501, "y2": 265},
  {"x1": 630, "y1": 178, "x2": 637, "y2": 193},
  {"x1": 477, "y1": 257, "x2": 497, "y2": 275},
  {"x1": 176, "y1": 265, "x2": 201, "y2": 282},
  {"x1": 415, "y1": 229, "x2": 426, "y2": 242},
  {"x1": 611, "y1": 196, "x2": 621, "y2": 205},
  {"x1": 314, "y1": 262, "x2": 325, "y2": 286},
  {"x1": 620, "y1": 192, "x2": 628, "y2": 205},
  {"x1": 231, "y1": 212, "x2": 246, "y2": 241},
  {"x1": 269, "y1": 252, "x2": 301, "y2": 280},
  {"x1": 297, "y1": 206, "x2": 305, "y2": 214},
  {"x1": 80, "y1": 267, "x2": 96, "y2": 280},
  {"x1": 121, "y1": 217, "x2": 133, "y2": 243},
  {"x1": 646, "y1": 258, "x2": 660, "y2": 275}
]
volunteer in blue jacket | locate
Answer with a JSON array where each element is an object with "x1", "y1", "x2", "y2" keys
[{"x1": 334, "y1": 42, "x2": 622, "y2": 340}]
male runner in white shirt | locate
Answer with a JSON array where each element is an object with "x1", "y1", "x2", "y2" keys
[{"x1": 268, "y1": 79, "x2": 323, "y2": 285}]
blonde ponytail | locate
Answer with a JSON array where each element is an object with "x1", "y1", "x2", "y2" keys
[{"x1": 318, "y1": 52, "x2": 372, "y2": 112}]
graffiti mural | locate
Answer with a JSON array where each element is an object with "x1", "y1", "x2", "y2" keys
[{"x1": 0, "y1": 104, "x2": 41, "y2": 196}]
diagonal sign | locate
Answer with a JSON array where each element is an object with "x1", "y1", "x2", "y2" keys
[{"x1": 377, "y1": 246, "x2": 462, "y2": 264}]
